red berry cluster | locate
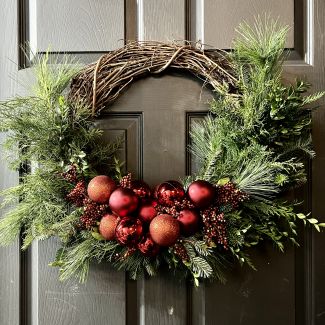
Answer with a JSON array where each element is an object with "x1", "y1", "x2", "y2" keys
[
  {"x1": 66, "y1": 180, "x2": 86, "y2": 207},
  {"x1": 80, "y1": 198, "x2": 109, "y2": 229},
  {"x1": 120, "y1": 173, "x2": 132, "y2": 189},
  {"x1": 201, "y1": 208, "x2": 228, "y2": 249},
  {"x1": 156, "y1": 198, "x2": 195, "y2": 218},
  {"x1": 63, "y1": 171, "x2": 248, "y2": 255},
  {"x1": 61, "y1": 164, "x2": 78, "y2": 184},
  {"x1": 216, "y1": 182, "x2": 248, "y2": 211},
  {"x1": 172, "y1": 240, "x2": 189, "y2": 262}
]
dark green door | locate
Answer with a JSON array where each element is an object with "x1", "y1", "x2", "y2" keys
[{"x1": 1, "y1": 1, "x2": 325, "y2": 324}]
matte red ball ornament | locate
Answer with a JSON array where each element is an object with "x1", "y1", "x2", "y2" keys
[
  {"x1": 177, "y1": 209, "x2": 200, "y2": 236},
  {"x1": 109, "y1": 187, "x2": 139, "y2": 217},
  {"x1": 149, "y1": 214, "x2": 180, "y2": 246},
  {"x1": 87, "y1": 175, "x2": 116, "y2": 204},
  {"x1": 138, "y1": 235, "x2": 160, "y2": 257},
  {"x1": 188, "y1": 180, "x2": 216, "y2": 208},
  {"x1": 130, "y1": 180, "x2": 151, "y2": 199},
  {"x1": 156, "y1": 181, "x2": 185, "y2": 206},
  {"x1": 138, "y1": 199, "x2": 158, "y2": 223},
  {"x1": 115, "y1": 217, "x2": 143, "y2": 245},
  {"x1": 99, "y1": 213, "x2": 119, "y2": 240}
]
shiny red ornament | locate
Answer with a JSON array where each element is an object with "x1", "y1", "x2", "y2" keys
[
  {"x1": 115, "y1": 217, "x2": 143, "y2": 245},
  {"x1": 153, "y1": 184, "x2": 160, "y2": 199},
  {"x1": 138, "y1": 199, "x2": 158, "y2": 223},
  {"x1": 149, "y1": 214, "x2": 180, "y2": 246},
  {"x1": 130, "y1": 180, "x2": 151, "y2": 199},
  {"x1": 188, "y1": 180, "x2": 215, "y2": 208},
  {"x1": 109, "y1": 187, "x2": 139, "y2": 217},
  {"x1": 177, "y1": 209, "x2": 200, "y2": 236},
  {"x1": 156, "y1": 181, "x2": 185, "y2": 206},
  {"x1": 87, "y1": 175, "x2": 116, "y2": 204},
  {"x1": 99, "y1": 213, "x2": 119, "y2": 240},
  {"x1": 138, "y1": 235, "x2": 160, "y2": 257}
]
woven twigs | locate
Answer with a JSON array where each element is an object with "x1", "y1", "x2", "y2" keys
[{"x1": 69, "y1": 41, "x2": 237, "y2": 115}]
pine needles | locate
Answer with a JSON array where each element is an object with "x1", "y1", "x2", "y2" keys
[
  {"x1": 189, "y1": 17, "x2": 324, "y2": 271},
  {"x1": 0, "y1": 18, "x2": 324, "y2": 286}
]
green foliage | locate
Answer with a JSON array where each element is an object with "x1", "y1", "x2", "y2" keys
[
  {"x1": 0, "y1": 18, "x2": 324, "y2": 285},
  {"x1": 189, "y1": 17, "x2": 325, "y2": 274},
  {"x1": 58, "y1": 233, "x2": 121, "y2": 282},
  {"x1": 0, "y1": 54, "x2": 121, "y2": 250}
]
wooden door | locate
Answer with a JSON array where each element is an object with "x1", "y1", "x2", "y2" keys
[{"x1": 1, "y1": 1, "x2": 325, "y2": 324}]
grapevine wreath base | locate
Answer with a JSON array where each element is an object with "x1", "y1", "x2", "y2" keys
[{"x1": 0, "y1": 19, "x2": 325, "y2": 285}]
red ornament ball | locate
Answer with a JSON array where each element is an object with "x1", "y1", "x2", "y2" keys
[
  {"x1": 138, "y1": 199, "x2": 158, "y2": 223},
  {"x1": 177, "y1": 209, "x2": 200, "y2": 236},
  {"x1": 87, "y1": 175, "x2": 116, "y2": 204},
  {"x1": 188, "y1": 180, "x2": 215, "y2": 208},
  {"x1": 130, "y1": 180, "x2": 151, "y2": 199},
  {"x1": 115, "y1": 217, "x2": 143, "y2": 245},
  {"x1": 156, "y1": 181, "x2": 185, "y2": 206},
  {"x1": 149, "y1": 214, "x2": 180, "y2": 246},
  {"x1": 153, "y1": 184, "x2": 160, "y2": 199},
  {"x1": 99, "y1": 213, "x2": 119, "y2": 240},
  {"x1": 138, "y1": 235, "x2": 160, "y2": 257},
  {"x1": 109, "y1": 187, "x2": 139, "y2": 217}
]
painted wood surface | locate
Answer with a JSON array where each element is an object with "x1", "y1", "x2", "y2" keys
[
  {"x1": 138, "y1": 0, "x2": 185, "y2": 41},
  {"x1": 29, "y1": 0, "x2": 125, "y2": 52},
  {"x1": 0, "y1": 0, "x2": 325, "y2": 324},
  {"x1": 0, "y1": 1, "x2": 20, "y2": 325},
  {"x1": 192, "y1": 0, "x2": 295, "y2": 48}
]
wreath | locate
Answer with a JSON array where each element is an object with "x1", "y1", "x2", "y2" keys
[{"x1": 0, "y1": 20, "x2": 324, "y2": 285}]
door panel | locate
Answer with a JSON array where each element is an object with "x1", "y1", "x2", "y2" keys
[
  {"x1": 191, "y1": 0, "x2": 295, "y2": 48},
  {"x1": 95, "y1": 114, "x2": 143, "y2": 177},
  {"x1": 108, "y1": 74, "x2": 212, "y2": 325},
  {"x1": 29, "y1": 0, "x2": 125, "y2": 52},
  {"x1": 137, "y1": 0, "x2": 185, "y2": 41},
  {"x1": 1, "y1": 1, "x2": 325, "y2": 325},
  {"x1": 37, "y1": 240, "x2": 126, "y2": 325}
]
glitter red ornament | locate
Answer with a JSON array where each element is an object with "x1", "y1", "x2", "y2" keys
[
  {"x1": 177, "y1": 209, "x2": 200, "y2": 236},
  {"x1": 115, "y1": 217, "x2": 143, "y2": 245},
  {"x1": 109, "y1": 187, "x2": 139, "y2": 217},
  {"x1": 149, "y1": 214, "x2": 180, "y2": 246},
  {"x1": 99, "y1": 213, "x2": 119, "y2": 240},
  {"x1": 138, "y1": 199, "x2": 158, "y2": 223},
  {"x1": 188, "y1": 180, "x2": 215, "y2": 208},
  {"x1": 138, "y1": 235, "x2": 160, "y2": 257},
  {"x1": 156, "y1": 181, "x2": 185, "y2": 206},
  {"x1": 87, "y1": 175, "x2": 117, "y2": 204}
]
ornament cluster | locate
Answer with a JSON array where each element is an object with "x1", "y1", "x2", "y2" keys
[{"x1": 64, "y1": 168, "x2": 248, "y2": 258}]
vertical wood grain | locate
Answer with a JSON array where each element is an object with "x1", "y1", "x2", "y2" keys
[
  {"x1": 125, "y1": 0, "x2": 137, "y2": 41},
  {"x1": 0, "y1": 2, "x2": 20, "y2": 325},
  {"x1": 204, "y1": 247, "x2": 295, "y2": 325},
  {"x1": 29, "y1": 0, "x2": 125, "y2": 52},
  {"x1": 35, "y1": 239, "x2": 126, "y2": 325},
  {"x1": 310, "y1": 0, "x2": 325, "y2": 323},
  {"x1": 191, "y1": 0, "x2": 294, "y2": 48},
  {"x1": 138, "y1": 0, "x2": 186, "y2": 41}
]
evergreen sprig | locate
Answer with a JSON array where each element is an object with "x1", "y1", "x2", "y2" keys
[{"x1": 0, "y1": 18, "x2": 324, "y2": 285}]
